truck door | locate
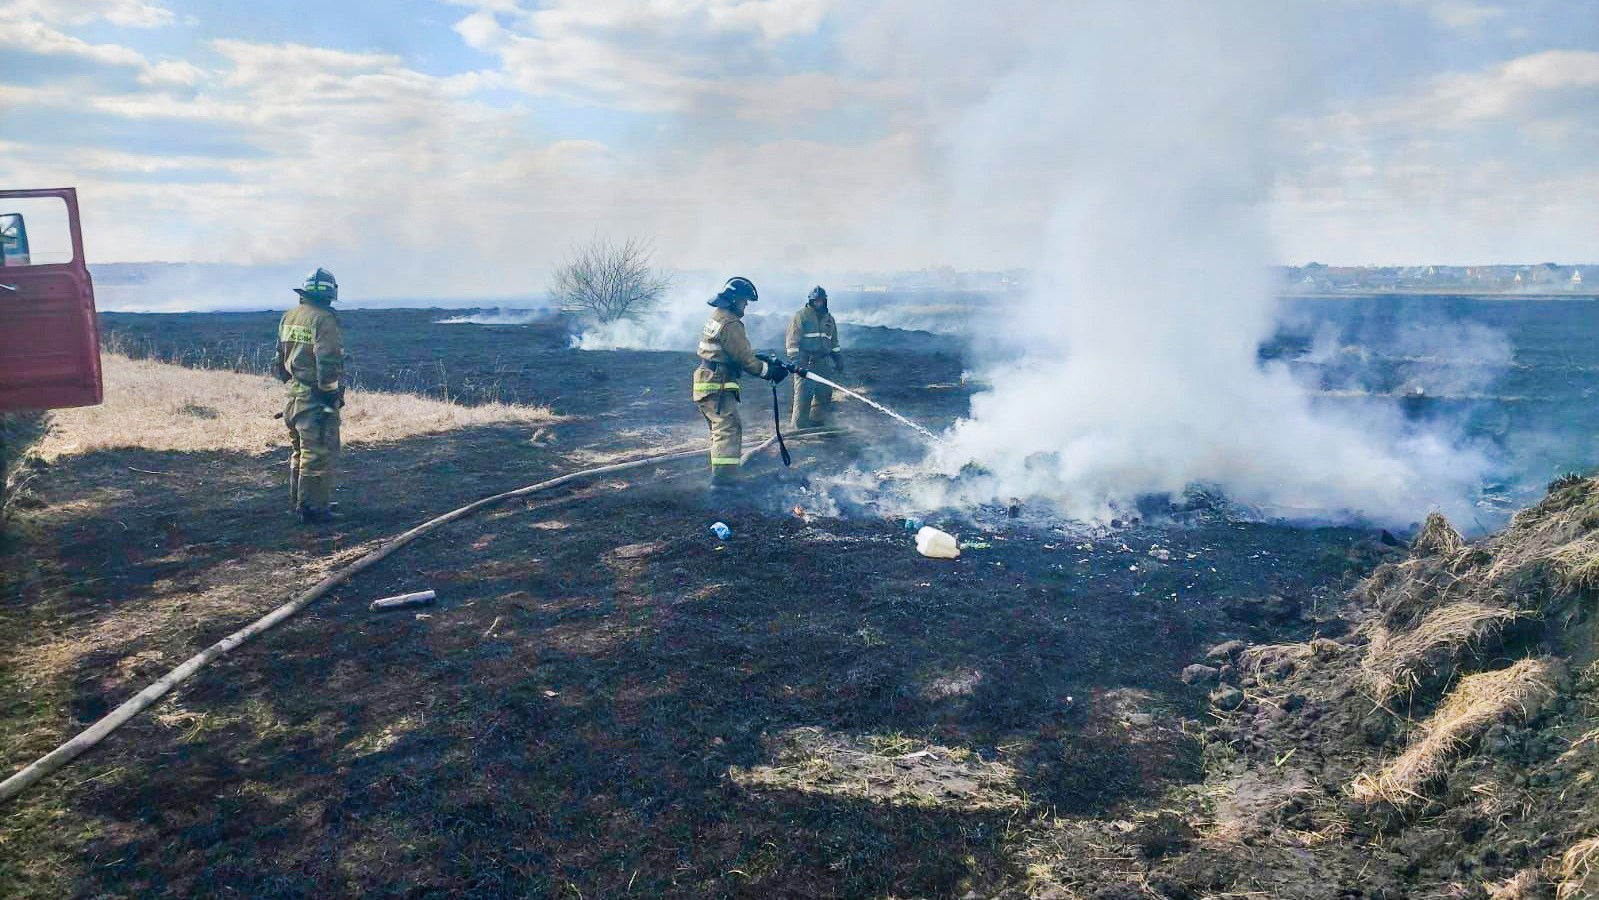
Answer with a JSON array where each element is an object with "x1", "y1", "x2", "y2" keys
[{"x1": 0, "y1": 188, "x2": 102, "y2": 411}]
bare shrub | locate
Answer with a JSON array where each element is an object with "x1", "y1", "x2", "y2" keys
[
  {"x1": 551, "y1": 236, "x2": 673, "y2": 324},
  {"x1": 1349, "y1": 657, "x2": 1560, "y2": 808}
]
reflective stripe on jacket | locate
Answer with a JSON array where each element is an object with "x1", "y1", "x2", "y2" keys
[
  {"x1": 276, "y1": 300, "x2": 344, "y2": 398},
  {"x1": 693, "y1": 307, "x2": 768, "y2": 399},
  {"x1": 785, "y1": 304, "x2": 840, "y2": 360}
]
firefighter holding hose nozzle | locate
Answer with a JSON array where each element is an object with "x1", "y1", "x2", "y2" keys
[
  {"x1": 693, "y1": 277, "x2": 790, "y2": 488},
  {"x1": 786, "y1": 285, "x2": 842, "y2": 429}
]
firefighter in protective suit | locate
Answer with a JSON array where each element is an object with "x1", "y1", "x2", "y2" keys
[
  {"x1": 693, "y1": 277, "x2": 789, "y2": 486},
  {"x1": 786, "y1": 285, "x2": 842, "y2": 428},
  {"x1": 274, "y1": 268, "x2": 345, "y2": 523}
]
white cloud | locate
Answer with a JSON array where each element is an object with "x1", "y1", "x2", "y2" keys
[
  {"x1": 1419, "y1": 1, "x2": 1505, "y2": 31},
  {"x1": 0, "y1": 16, "x2": 206, "y2": 89},
  {"x1": 1405, "y1": 50, "x2": 1599, "y2": 126},
  {"x1": 0, "y1": 0, "x2": 173, "y2": 27},
  {"x1": 1273, "y1": 49, "x2": 1599, "y2": 262},
  {"x1": 0, "y1": 0, "x2": 1596, "y2": 285},
  {"x1": 450, "y1": 0, "x2": 844, "y2": 117},
  {"x1": 139, "y1": 57, "x2": 202, "y2": 86},
  {"x1": 0, "y1": 17, "x2": 148, "y2": 66}
]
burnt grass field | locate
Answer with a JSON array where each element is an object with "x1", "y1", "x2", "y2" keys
[{"x1": 0, "y1": 310, "x2": 1401, "y2": 898}]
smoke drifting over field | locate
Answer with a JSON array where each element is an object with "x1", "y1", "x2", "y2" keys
[{"x1": 905, "y1": 2, "x2": 1496, "y2": 524}]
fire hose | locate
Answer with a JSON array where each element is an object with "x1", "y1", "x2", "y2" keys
[
  {"x1": 0, "y1": 428, "x2": 839, "y2": 805},
  {"x1": 758, "y1": 353, "x2": 940, "y2": 445}
]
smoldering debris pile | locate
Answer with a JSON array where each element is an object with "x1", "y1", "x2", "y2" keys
[{"x1": 1028, "y1": 477, "x2": 1599, "y2": 898}]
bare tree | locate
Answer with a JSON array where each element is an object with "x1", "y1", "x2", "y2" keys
[{"x1": 551, "y1": 236, "x2": 674, "y2": 324}]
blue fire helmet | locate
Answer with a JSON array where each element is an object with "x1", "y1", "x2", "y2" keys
[
  {"x1": 709, "y1": 276, "x2": 758, "y2": 307},
  {"x1": 295, "y1": 267, "x2": 338, "y2": 302},
  {"x1": 807, "y1": 285, "x2": 828, "y2": 303}
]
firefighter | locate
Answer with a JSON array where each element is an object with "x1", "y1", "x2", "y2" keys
[
  {"x1": 785, "y1": 285, "x2": 842, "y2": 428},
  {"x1": 693, "y1": 276, "x2": 788, "y2": 487},
  {"x1": 273, "y1": 268, "x2": 345, "y2": 523}
]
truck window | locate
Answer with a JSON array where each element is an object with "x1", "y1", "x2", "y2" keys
[
  {"x1": 0, "y1": 214, "x2": 28, "y2": 265},
  {"x1": 0, "y1": 197, "x2": 73, "y2": 267}
]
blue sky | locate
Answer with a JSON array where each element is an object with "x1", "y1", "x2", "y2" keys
[{"x1": 0, "y1": 0, "x2": 1595, "y2": 296}]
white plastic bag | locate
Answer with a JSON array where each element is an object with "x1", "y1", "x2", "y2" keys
[{"x1": 915, "y1": 526, "x2": 960, "y2": 559}]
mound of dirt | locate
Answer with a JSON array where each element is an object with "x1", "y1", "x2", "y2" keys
[{"x1": 1108, "y1": 476, "x2": 1599, "y2": 898}]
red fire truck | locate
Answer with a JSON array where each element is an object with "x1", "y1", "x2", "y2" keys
[{"x1": 0, "y1": 188, "x2": 102, "y2": 411}]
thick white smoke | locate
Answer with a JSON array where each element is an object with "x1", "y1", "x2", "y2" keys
[
  {"x1": 910, "y1": 2, "x2": 1493, "y2": 524},
  {"x1": 568, "y1": 276, "x2": 731, "y2": 350}
]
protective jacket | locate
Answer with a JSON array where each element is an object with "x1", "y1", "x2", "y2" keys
[
  {"x1": 275, "y1": 299, "x2": 344, "y2": 416},
  {"x1": 785, "y1": 304, "x2": 841, "y2": 367},
  {"x1": 275, "y1": 297, "x2": 344, "y2": 520},
  {"x1": 693, "y1": 307, "x2": 770, "y2": 402}
]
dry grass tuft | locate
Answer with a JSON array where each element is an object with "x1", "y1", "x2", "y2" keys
[
  {"x1": 38, "y1": 353, "x2": 558, "y2": 458},
  {"x1": 1560, "y1": 836, "x2": 1599, "y2": 900},
  {"x1": 1414, "y1": 512, "x2": 1466, "y2": 558},
  {"x1": 1545, "y1": 537, "x2": 1599, "y2": 596},
  {"x1": 1350, "y1": 658, "x2": 1560, "y2": 808},
  {"x1": 1360, "y1": 601, "x2": 1523, "y2": 702},
  {"x1": 1486, "y1": 869, "x2": 1543, "y2": 900},
  {"x1": 1238, "y1": 642, "x2": 1314, "y2": 681}
]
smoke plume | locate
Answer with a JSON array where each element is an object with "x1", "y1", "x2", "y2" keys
[{"x1": 904, "y1": 2, "x2": 1494, "y2": 524}]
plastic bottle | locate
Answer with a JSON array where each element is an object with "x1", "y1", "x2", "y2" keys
[
  {"x1": 915, "y1": 526, "x2": 960, "y2": 559},
  {"x1": 710, "y1": 521, "x2": 731, "y2": 540}
]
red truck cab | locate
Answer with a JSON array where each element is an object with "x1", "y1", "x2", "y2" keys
[{"x1": 0, "y1": 188, "x2": 102, "y2": 411}]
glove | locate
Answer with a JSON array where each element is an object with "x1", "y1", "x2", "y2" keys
[
  {"x1": 756, "y1": 352, "x2": 792, "y2": 383},
  {"x1": 271, "y1": 348, "x2": 292, "y2": 383},
  {"x1": 312, "y1": 386, "x2": 346, "y2": 409},
  {"x1": 832, "y1": 355, "x2": 844, "y2": 376}
]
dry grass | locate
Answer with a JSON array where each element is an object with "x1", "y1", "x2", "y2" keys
[
  {"x1": 730, "y1": 726, "x2": 1024, "y2": 812},
  {"x1": 1414, "y1": 511, "x2": 1466, "y2": 558},
  {"x1": 1237, "y1": 642, "x2": 1314, "y2": 681},
  {"x1": 1350, "y1": 658, "x2": 1560, "y2": 808},
  {"x1": 1486, "y1": 869, "x2": 1543, "y2": 900},
  {"x1": 1486, "y1": 478, "x2": 1599, "y2": 587},
  {"x1": 37, "y1": 353, "x2": 558, "y2": 458},
  {"x1": 1359, "y1": 601, "x2": 1523, "y2": 702},
  {"x1": 1560, "y1": 836, "x2": 1599, "y2": 900},
  {"x1": 1545, "y1": 537, "x2": 1599, "y2": 596}
]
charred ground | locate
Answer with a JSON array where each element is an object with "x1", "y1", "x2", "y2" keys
[{"x1": 0, "y1": 310, "x2": 1498, "y2": 898}]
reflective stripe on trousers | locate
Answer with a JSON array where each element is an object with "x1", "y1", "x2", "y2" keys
[
  {"x1": 697, "y1": 394, "x2": 742, "y2": 468},
  {"x1": 692, "y1": 381, "x2": 739, "y2": 401}
]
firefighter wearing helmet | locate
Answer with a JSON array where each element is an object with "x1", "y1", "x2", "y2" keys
[
  {"x1": 273, "y1": 268, "x2": 346, "y2": 523},
  {"x1": 693, "y1": 276, "x2": 789, "y2": 487},
  {"x1": 785, "y1": 285, "x2": 842, "y2": 428}
]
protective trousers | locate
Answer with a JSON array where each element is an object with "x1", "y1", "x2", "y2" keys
[
  {"x1": 791, "y1": 357, "x2": 837, "y2": 428},
  {"x1": 696, "y1": 393, "x2": 742, "y2": 485},
  {"x1": 286, "y1": 404, "x2": 340, "y2": 514}
]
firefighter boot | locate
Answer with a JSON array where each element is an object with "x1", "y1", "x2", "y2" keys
[
  {"x1": 288, "y1": 462, "x2": 301, "y2": 514},
  {"x1": 298, "y1": 473, "x2": 337, "y2": 524}
]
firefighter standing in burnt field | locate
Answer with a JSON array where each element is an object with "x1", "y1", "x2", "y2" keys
[
  {"x1": 786, "y1": 285, "x2": 842, "y2": 429},
  {"x1": 692, "y1": 276, "x2": 789, "y2": 487},
  {"x1": 274, "y1": 268, "x2": 345, "y2": 524}
]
